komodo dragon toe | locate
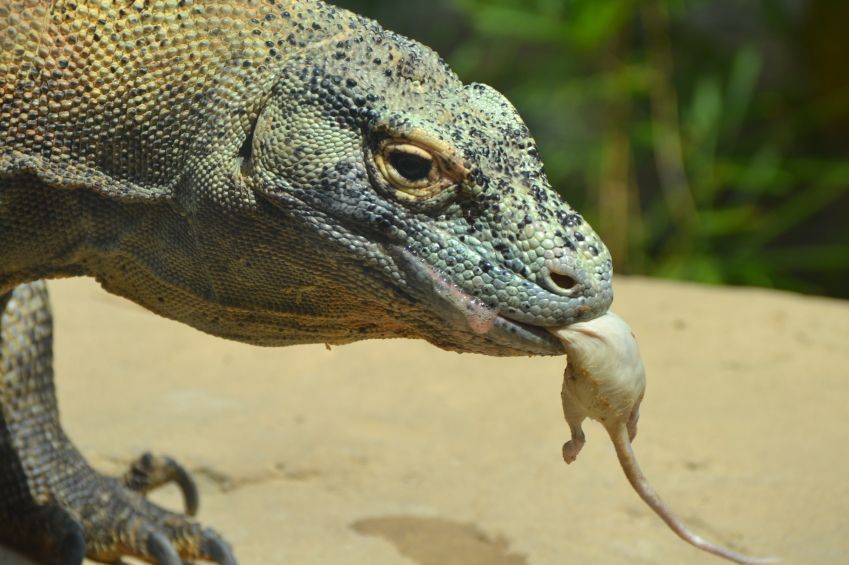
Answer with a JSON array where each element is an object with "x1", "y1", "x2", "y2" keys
[{"x1": 0, "y1": 282, "x2": 235, "y2": 565}]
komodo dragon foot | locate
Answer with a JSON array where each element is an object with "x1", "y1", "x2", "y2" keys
[{"x1": 0, "y1": 282, "x2": 235, "y2": 564}]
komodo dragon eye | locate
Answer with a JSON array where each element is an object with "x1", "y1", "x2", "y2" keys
[
  {"x1": 389, "y1": 149, "x2": 432, "y2": 182},
  {"x1": 379, "y1": 143, "x2": 437, "y2": 189},
  {"x1": 375, "y1": 140, "x2": 461, "y2": 202}
]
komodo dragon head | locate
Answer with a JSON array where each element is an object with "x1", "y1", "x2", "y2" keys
[
  {"x1": 218, "y1": 22, "x2": 614, "y2": 357},
  {"x1": 162, "y1": 9, "x2": 614, "y2": 357},
  {"x1": 76, "y1": 5, "x2": 612, "y2": 357}
]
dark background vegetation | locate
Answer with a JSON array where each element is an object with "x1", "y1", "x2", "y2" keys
[{"x1": 335, "y1": 0, "x2": 849, "y2": 298}]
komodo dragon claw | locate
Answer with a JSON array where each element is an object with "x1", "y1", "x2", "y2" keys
[
  {"x1": 147, "y1": 528, "x2": 236, "y2": 565},
  {"x1": 123, "y1": 453, "x2": 201, "y2": 517},
  {"x1": 203, "y1": 533, "x2": 239, "y2": 565},
  {"x1": 147, "y1": 532, "x2": 182, "y2": 565},
  {"x1": 0, "y1": 282, "x2": 236, "y2": 564}
]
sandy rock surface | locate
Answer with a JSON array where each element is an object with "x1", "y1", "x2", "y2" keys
[{"x1": 2, "y1": 276, "x2": 847, "y2": 565}]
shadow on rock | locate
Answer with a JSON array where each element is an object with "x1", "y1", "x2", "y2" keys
[{"x1": 351, "y1": 515, "x2": 527, "y2": 565}]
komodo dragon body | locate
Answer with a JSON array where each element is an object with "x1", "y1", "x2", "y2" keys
[{"x1": 0, "y1": 0, "x2": 613, "y2": 562}]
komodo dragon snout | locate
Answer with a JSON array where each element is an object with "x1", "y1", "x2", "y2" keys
[{"x1": 227, "y1": 29, "x2": 613, "y2": 356}]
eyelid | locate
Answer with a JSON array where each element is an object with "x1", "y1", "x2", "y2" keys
[
  {"x1": 371, "y1": 126, "x2": 469, "y2": 206},
  {"x1": 388, "y1": 143, "x2": 433, "y2": 163},
  {"x1": 377, "y1": 149, "x2": 436, "y2": 194},
  {"x1": 378, "y1": 137, "x2": 466, "y2": 184},
  {"x1": 375, "y1": 146, "x2": 445, "y2": 201},
  {"x1": 401, "y1": 129, "x2": 467, "y2": 181}
]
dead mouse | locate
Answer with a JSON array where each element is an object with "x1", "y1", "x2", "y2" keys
[{"x1": 551, "y1": 312, "x2": 776, "y2": 565}]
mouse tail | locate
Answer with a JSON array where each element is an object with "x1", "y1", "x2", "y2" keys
[{"x1": 607, "y1": 424, "x2": 779, "y2": 565}]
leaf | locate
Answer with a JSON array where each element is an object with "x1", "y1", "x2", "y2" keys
[
  {"x1": 565, "y1": 0, "x2": 634, "y2": 50},
  {"x1": 749, "y1": 161, "x2": 849, "y2": 246},
  {"x1": 699, "y1": 205, "x2": 758, "y2": 236},
  {"x1": 722, "y1": 47, "x2": 761, "y2": 140},
  {"x1": 687, "y1": 76, "x2": 723, "y2": 147},
  {"x1": 471, "y1": 5, "x2": 567, "y2": 43}
]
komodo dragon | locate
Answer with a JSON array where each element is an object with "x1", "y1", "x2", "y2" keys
[{"x1": 0, "y1": 0, "x2": 614, "y2": 562}]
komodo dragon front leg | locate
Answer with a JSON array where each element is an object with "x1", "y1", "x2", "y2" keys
[
  {"x1": 0, "y1": 282, "x2": 234, "y2": 564},
  {"x1": 1, "y1": 0, "x2": 614, "y2": 562}
]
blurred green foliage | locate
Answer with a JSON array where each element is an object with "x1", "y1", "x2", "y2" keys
[{"x1": 336, "y1": 0, "x2": 849, "y2": 298}]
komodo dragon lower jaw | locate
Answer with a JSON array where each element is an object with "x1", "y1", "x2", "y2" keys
[{"x1": 390, "y1": 247, "x2": 608, "y2": 357}]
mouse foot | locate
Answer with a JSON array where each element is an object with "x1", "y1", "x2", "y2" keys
[
  {"x1": 562, "y1": 425, "x2": 586, "y2": 464},
  {"x1": 562, "y1": 439, "x2": 585, "y2": 464}
]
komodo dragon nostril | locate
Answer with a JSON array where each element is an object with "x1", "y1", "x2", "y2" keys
[
  {"x1": 550, "y1": 272, "x2": 577, "y2": 291},
  {"x1": 544, "y1": 263, "x2": 583, "y2": 296}
]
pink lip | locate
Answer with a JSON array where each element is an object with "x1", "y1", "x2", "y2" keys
[
  {"x1": 391, "y1": 245, "x2": 565, "y2": 355},
  {"x1": 415, "y1": 257, "x2": 498, "y2": 335}
]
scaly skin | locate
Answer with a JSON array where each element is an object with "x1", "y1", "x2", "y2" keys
[{"x1": 0, "y1": 1, "x2": 613, "y2": 562}]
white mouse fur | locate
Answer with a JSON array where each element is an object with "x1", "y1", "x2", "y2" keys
[
  {"x1": 552, "y1": 311, "x2": 644, "y2": 462},
  {"x1": 551, "y1": 312, "x2": 776, "y2": 565}
]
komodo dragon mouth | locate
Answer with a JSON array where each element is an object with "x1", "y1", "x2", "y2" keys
[
  {"x1": 255, "y1": 187, "x2": 606, "y2": 357},
  {"x1": 390, "y1": 246, "x2": 596, "y2": 357}
]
